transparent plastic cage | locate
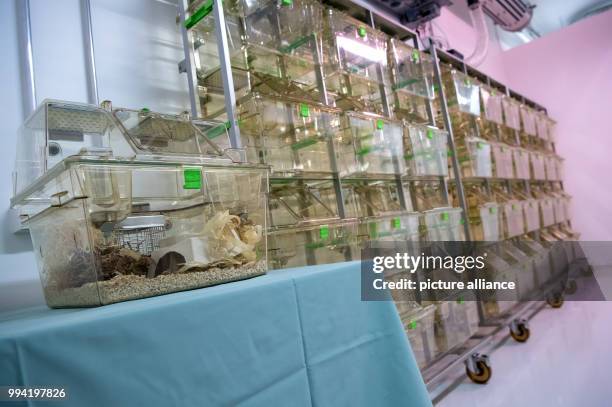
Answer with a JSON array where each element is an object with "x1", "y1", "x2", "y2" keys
[
  {"x1": 409, "y1": 180, "x2": 448, "y2": 212},
  {"x1": 235, "y1": 94, "x2": 339, "y2": 176},
  {"x1": 457, "y1": 137, "x2": 493, "y2": 178},
  {"x1": 499, "y1": 241, "x2": 536, "y2": 299},
  {"x1": 323, "y1": 10, "x2": 390, "y2": 114},
  {"x1": 388, "y1": 41, "x2": 433, "y2": 123},
  {"x1": 445, "y1": 70, "x2": 481, "y2": 116},
  {"x1": 400, "y1": 305, "x2": 437, "y2": 368},
  {"x1": 404, "y1": 124, "x2": 448, "y2": 177},
  {"x1": 544, "y1": 154, "x2": 560, "y2": 181},
  {"x1": 358, "y1": 212, "x2": 421, "y2": 242},
  {"x1": 502, "y1": 97, "x2": 521, "y2": 131},
  {"x1": 540, "y1": 198, "x2": 555, "y2": 227},
  {"x1": 513, "y1": 148, "x2": 530, "y2": 179},
  {"x1": 519, "y1": 238, "x2": 552, "y2": 286},
  {"x1": 267, "y1": 220, "x2": 359, "y2": 269},
  {"x1": 535, "y1": 112, "x2": 554, "y2": 141},
  {"x1": 268, "y1": 178, "x2": 339, "y2": 227},
  {"x1": 389, "y1": 40, "x2": 434, "y2": 100},
  {"x1": 480, "y1": 84, "x2": 503, "y2": 125},
  {"x1": 13, "y1": 101, "x2": 229, "y2": 197},
  {"x1": 530, "y1": 152, "x2": 546, "y2": 180},
  {"x1": 491, "y1": 142, "x2": 514, "y2": 179},
  {"x1": 343, "y1": 179, "x2": 408, "y2": 218},
  {"x1": 191, "y1": 0, "x2": 326, "y2": 114},
  {"x1": 503, "y1": 200, "x2": 525, "y2": 238},
  {"x1": 429, "y1": 298, "x2": 479, "y2": 354},
  {"x1": 553, "y1": 195, "x2": 570, "y2": 224},
  {"x1": 12, "y1": 101, "x2": 269, "y2": 308},
  {"x1": 26, "y1": 164, "x2": 268, "y2": 308},
  {"x1": 335, "y1": 113, "x2": 404, "y2": 178},
  {"x1": 423, "y1": 207, "x2": 465, "y2": 241},
  {"x1": 520, "y1": 105, "x2": 537, "y2": 136},
  {"x1": 481, "y1": 250, "x2": 519, "y2": 319},
  {"x1": 523, "y1": 199, "x2": 540, "y2": 232},
  {"x1": 473, "y1": 202, "x2": 501, "y2": 241}
]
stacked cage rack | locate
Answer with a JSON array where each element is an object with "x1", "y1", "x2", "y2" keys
[{"x1": 177, "y1": 0, "x2": 581, "y2": 393}]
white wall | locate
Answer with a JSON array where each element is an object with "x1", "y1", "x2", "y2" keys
[{"x1": 0, "y1": 0, "x2": 189, "y2": 288}]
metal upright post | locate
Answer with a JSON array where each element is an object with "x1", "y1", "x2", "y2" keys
[
  {"x1": 311, "y1": 32, "x2": 347, "y2": 219},
  {"x1": 430, "y1": 43, "x2": 472, "y2": 241},
  {"x1": 17, "y1": 0, "x2": 37, "y2": 118},
  {"x1": 81, "y1": 0, "x2": 99, "y2": 106},
  {"x1": 212, "y1": 0, "x2": 242, "y2": 148},
  {"x1": 178, "y1": 0, "x2": 202, "y2": 119},
  {"x1": 367, "y1": 10, "x2": 409, "y2": 213}
]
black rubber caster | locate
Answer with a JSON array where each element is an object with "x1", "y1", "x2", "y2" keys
[
  {"x1": 547, "y1": 294, "x2": 564, "y2": 308},
  {"x1": 509, "y1": 319, "x2": 530, "y2": 343},
  {"x1": 465, "y1": 353, "x2": 491, "y2": 384}
]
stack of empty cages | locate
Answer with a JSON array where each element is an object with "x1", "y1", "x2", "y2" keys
[
  {"x1": 186, "y1": 0, "x2": 362, "y2": 269},
  {"x1": 388, "y1": 40, "x2": 460, "y2": 368},
  {"x1": 178, "y1": 0, "x2": 580, "y2": 383},
  {"x1": 189, "y1": 0, "x2": 326, "y2": 115},
  {"x1": 12, "y1": 100, "x2": 269, "y2": 307}
]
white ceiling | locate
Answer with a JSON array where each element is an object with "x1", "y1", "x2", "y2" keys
[
  {"x1": 447, "y1": 0, "x2": 612, "y2": 50},
  {"x1": 529, "y1": 0, "x2": 612, "y2": 35}
]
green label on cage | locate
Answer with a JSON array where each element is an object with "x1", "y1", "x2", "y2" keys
[
  {"x1": 427, "y1": 128, "x2": 434, "y2": 139},
  {"x1": 291, "y1": 136, "x2": 319, "y2": 151},
  {"x1": 477, "y1": 142, "x2": 484, "y2": 149},
  {"x1": 392, "y1": 217, "x2": 401, "y2": 229},
  {"x1": 457, "y1": 297, "x2": 464, "y2": 304},
  {"x1": 319, "y1": 226, "x2": 329, "y2": 240},
  {"x1": 460, "y1": 218, "x2": 465, "y2": 225},
  {"x1": 392, "y1": 78, "x2": 419, "y2": 90},
  {"x1": 408, "y1": 320, "x2": 417, "y2": 329},
  {"x1": 280, "y1": 34, "x2": 313, "y2": 54},
  {"x1": 369, "y1": 223, "x2": 378, "y2": 238},
  {"x1": 357, "y1": 145, "x2": 383, "y2": 156},
  {"x1": 183, "y1": 168, "x2": 202, "y2": 190},
  {"x1": 376, "y1": 119, "x2": 384, "y2": 130},
  {"x1": 358, "y1": 26, "x2": 367, "y2": 38},
  {"x1": 141, "y1": 107, "x2": 150, "y2": 112},
  {"x1": 299, "y1": 103, "x2": 310, "y2": 117},
  {"x1": 184, "y1": 0, "x2": 214, "y2": 29},
  {"x1": 447, "y1": 149, "x2": 453, "y2": 157},
  {"x1": 411, "y1": 49, "x2": 420, "y2": 63},
  {"x1": 441, "y1": 212, "x2": 449, "y2": 221},
  {"x1": 489, "y1": 207, "x2": 496, "y2": 214},
  {"x1": 206, "y1": 121, "x2": 230, "y2": 139},
  {"x1": 464, "y1": 78, "x2": 471, "y2": 86},
  {"x1": 281, "y1": 0, "x2": 293, "y2": 6}
]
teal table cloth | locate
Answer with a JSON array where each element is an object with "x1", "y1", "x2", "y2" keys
[{"x1": 0, "y1": 261, "x2": 431, "y2": 407}]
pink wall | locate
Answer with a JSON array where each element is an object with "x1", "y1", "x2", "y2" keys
[{"x1": 499, "y1": 10, "x2": 612, "y2": 240}]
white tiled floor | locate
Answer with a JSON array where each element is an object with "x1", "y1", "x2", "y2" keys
[{"x1": 437, "y1": 301, "x2": 612, "y2": 406}]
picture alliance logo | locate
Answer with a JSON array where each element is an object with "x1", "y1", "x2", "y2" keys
[{"x1": 372, "y1": 252, "x2": 488, "y2": 274}]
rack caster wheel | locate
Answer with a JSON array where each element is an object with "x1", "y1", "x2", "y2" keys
[
  {"x1": 547, "y1": 294, "x2": 564, "y2": 308},
  {"x1": 509, "y1": 318, "x2": 530, "y2": 343},
  {"x1": 465, "y1": 353, "x2": 491, "y2": 384}
]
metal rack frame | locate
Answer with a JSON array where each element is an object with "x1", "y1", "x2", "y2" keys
[{"x1": 177, "y1": 0, "x2": 576, "y2": 396}]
